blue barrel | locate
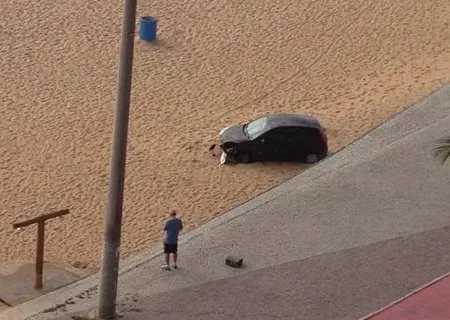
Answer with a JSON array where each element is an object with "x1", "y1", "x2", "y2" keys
[{"x1": 139, "y1": 16, "x2": 157, "y2": 41}]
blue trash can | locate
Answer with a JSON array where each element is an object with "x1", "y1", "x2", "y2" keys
[{"x1": 139, "y1": 16, "x2": 157, "y2": 41}]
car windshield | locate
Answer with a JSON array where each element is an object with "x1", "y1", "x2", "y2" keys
[{"x1": 245, "y1": 116, "x2": 269, "y2": 140}]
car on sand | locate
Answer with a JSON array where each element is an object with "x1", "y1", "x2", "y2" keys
[{"x1": 214, "y1": 113, "x2": 328, "y2": 164}]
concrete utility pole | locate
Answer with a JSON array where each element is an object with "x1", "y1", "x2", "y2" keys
[{"x1": 97, "y1": 0, "x2": 137, "y2": 318}]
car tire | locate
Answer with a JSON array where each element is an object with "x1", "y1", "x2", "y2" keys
[
  {"x1": 237, "y1": 152, "x2": 251, "y2": 163},
  {"x1": 304, "y1": 153, "x2": 320, "y2": 164}
]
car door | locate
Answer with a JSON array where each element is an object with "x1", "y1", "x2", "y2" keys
[
  {"x1": 253, "y1": 127, "x2": 289, "y2": 161},
  {"x1": 286, "y1": 126, "x2": 323, "y2": 160},
  {"x1": 283, "y1": 126, "x2": 306, "y2": 161}
]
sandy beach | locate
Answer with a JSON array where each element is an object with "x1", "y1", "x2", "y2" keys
[{"x1": 1, "y1": 0, "x2": 449, "y2": 274}]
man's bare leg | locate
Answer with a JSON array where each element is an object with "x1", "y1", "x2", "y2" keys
[
  {"x1": 165, "y1": 254, "x2": 170, "y2": 266},
  {"x1": 173, "y1": 253, "x2": 178, "y2": 268},
  {"x1": 161, "y1": 253, "x2": 171, "y2": 270}
]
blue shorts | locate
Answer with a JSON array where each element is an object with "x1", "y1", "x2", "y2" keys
[{"x1": 164, "y1": 243, "x2": 178, "y2": 254}]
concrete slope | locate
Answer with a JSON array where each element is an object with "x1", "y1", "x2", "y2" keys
[
  {"x1": 52, "y1": 226, "x2": 450, "y2": 320},
  {"x1": 2, "y1": 84, "x2": 450, "y2": 320}
]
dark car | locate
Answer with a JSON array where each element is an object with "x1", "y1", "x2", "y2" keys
[{"x1": 217, "y1": 113, "x2": 328, "y2": 164}]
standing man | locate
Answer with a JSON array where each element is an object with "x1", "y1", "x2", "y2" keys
[{"x1": 161, "y1": 209, "x2": 183, "y2": 270}]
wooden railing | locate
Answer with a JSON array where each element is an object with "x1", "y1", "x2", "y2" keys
[{"x1": 12, "y1": 209, "x2": 70, "y2": 289}]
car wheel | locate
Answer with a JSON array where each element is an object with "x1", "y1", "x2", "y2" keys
[
  {"x1": 237, "y1": 152, "x2": 251, "y2": 163},
  {"x1": 304, "y1": 153, "x2": 320, "y2": 164}
]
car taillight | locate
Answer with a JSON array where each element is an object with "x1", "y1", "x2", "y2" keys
[{"x1": 319, "y1": 127, "x2": 328, "y2": 145}]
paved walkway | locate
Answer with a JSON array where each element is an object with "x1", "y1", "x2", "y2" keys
[
  {"x1": 49, "y1": 227, "x2": 450, "y2": 320},
  {"x1": 1, "y1": 85, "x2": 450, "y2": 320}
]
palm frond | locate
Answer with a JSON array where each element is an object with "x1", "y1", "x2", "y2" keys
[{"x1": 433, "y1": 137, "x2": 450, "y2": 165}]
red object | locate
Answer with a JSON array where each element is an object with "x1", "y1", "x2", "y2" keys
[
  {"x1": 362, "y1": 273, "x2": 450, "y2": 320},
  {"x1": 319, "y1": 127, "x2": 328, "y2": 153}
]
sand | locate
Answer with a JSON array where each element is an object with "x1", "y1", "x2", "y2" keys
[
  {"x1": 0, "y1": 303, "x2": 8, "y2": 312},
  {"x1": 1, "y1": 0, "x2": 449, "y2": 274}
]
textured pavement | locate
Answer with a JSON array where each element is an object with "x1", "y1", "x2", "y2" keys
[
  {"x1": 1, "y1": 85, "x2": 450, "y2": 320},
  {"x1": 40, "y1": 227, "x2": 450, "y2": 320}
]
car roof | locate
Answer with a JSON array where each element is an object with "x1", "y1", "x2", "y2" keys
[{"x1": 264, "y1": 113, "x2": 321, "y2": 129}]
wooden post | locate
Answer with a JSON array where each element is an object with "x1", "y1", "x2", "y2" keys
[{"x1": 12, "y1": 209, "x2": 70, "y2": 290}]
